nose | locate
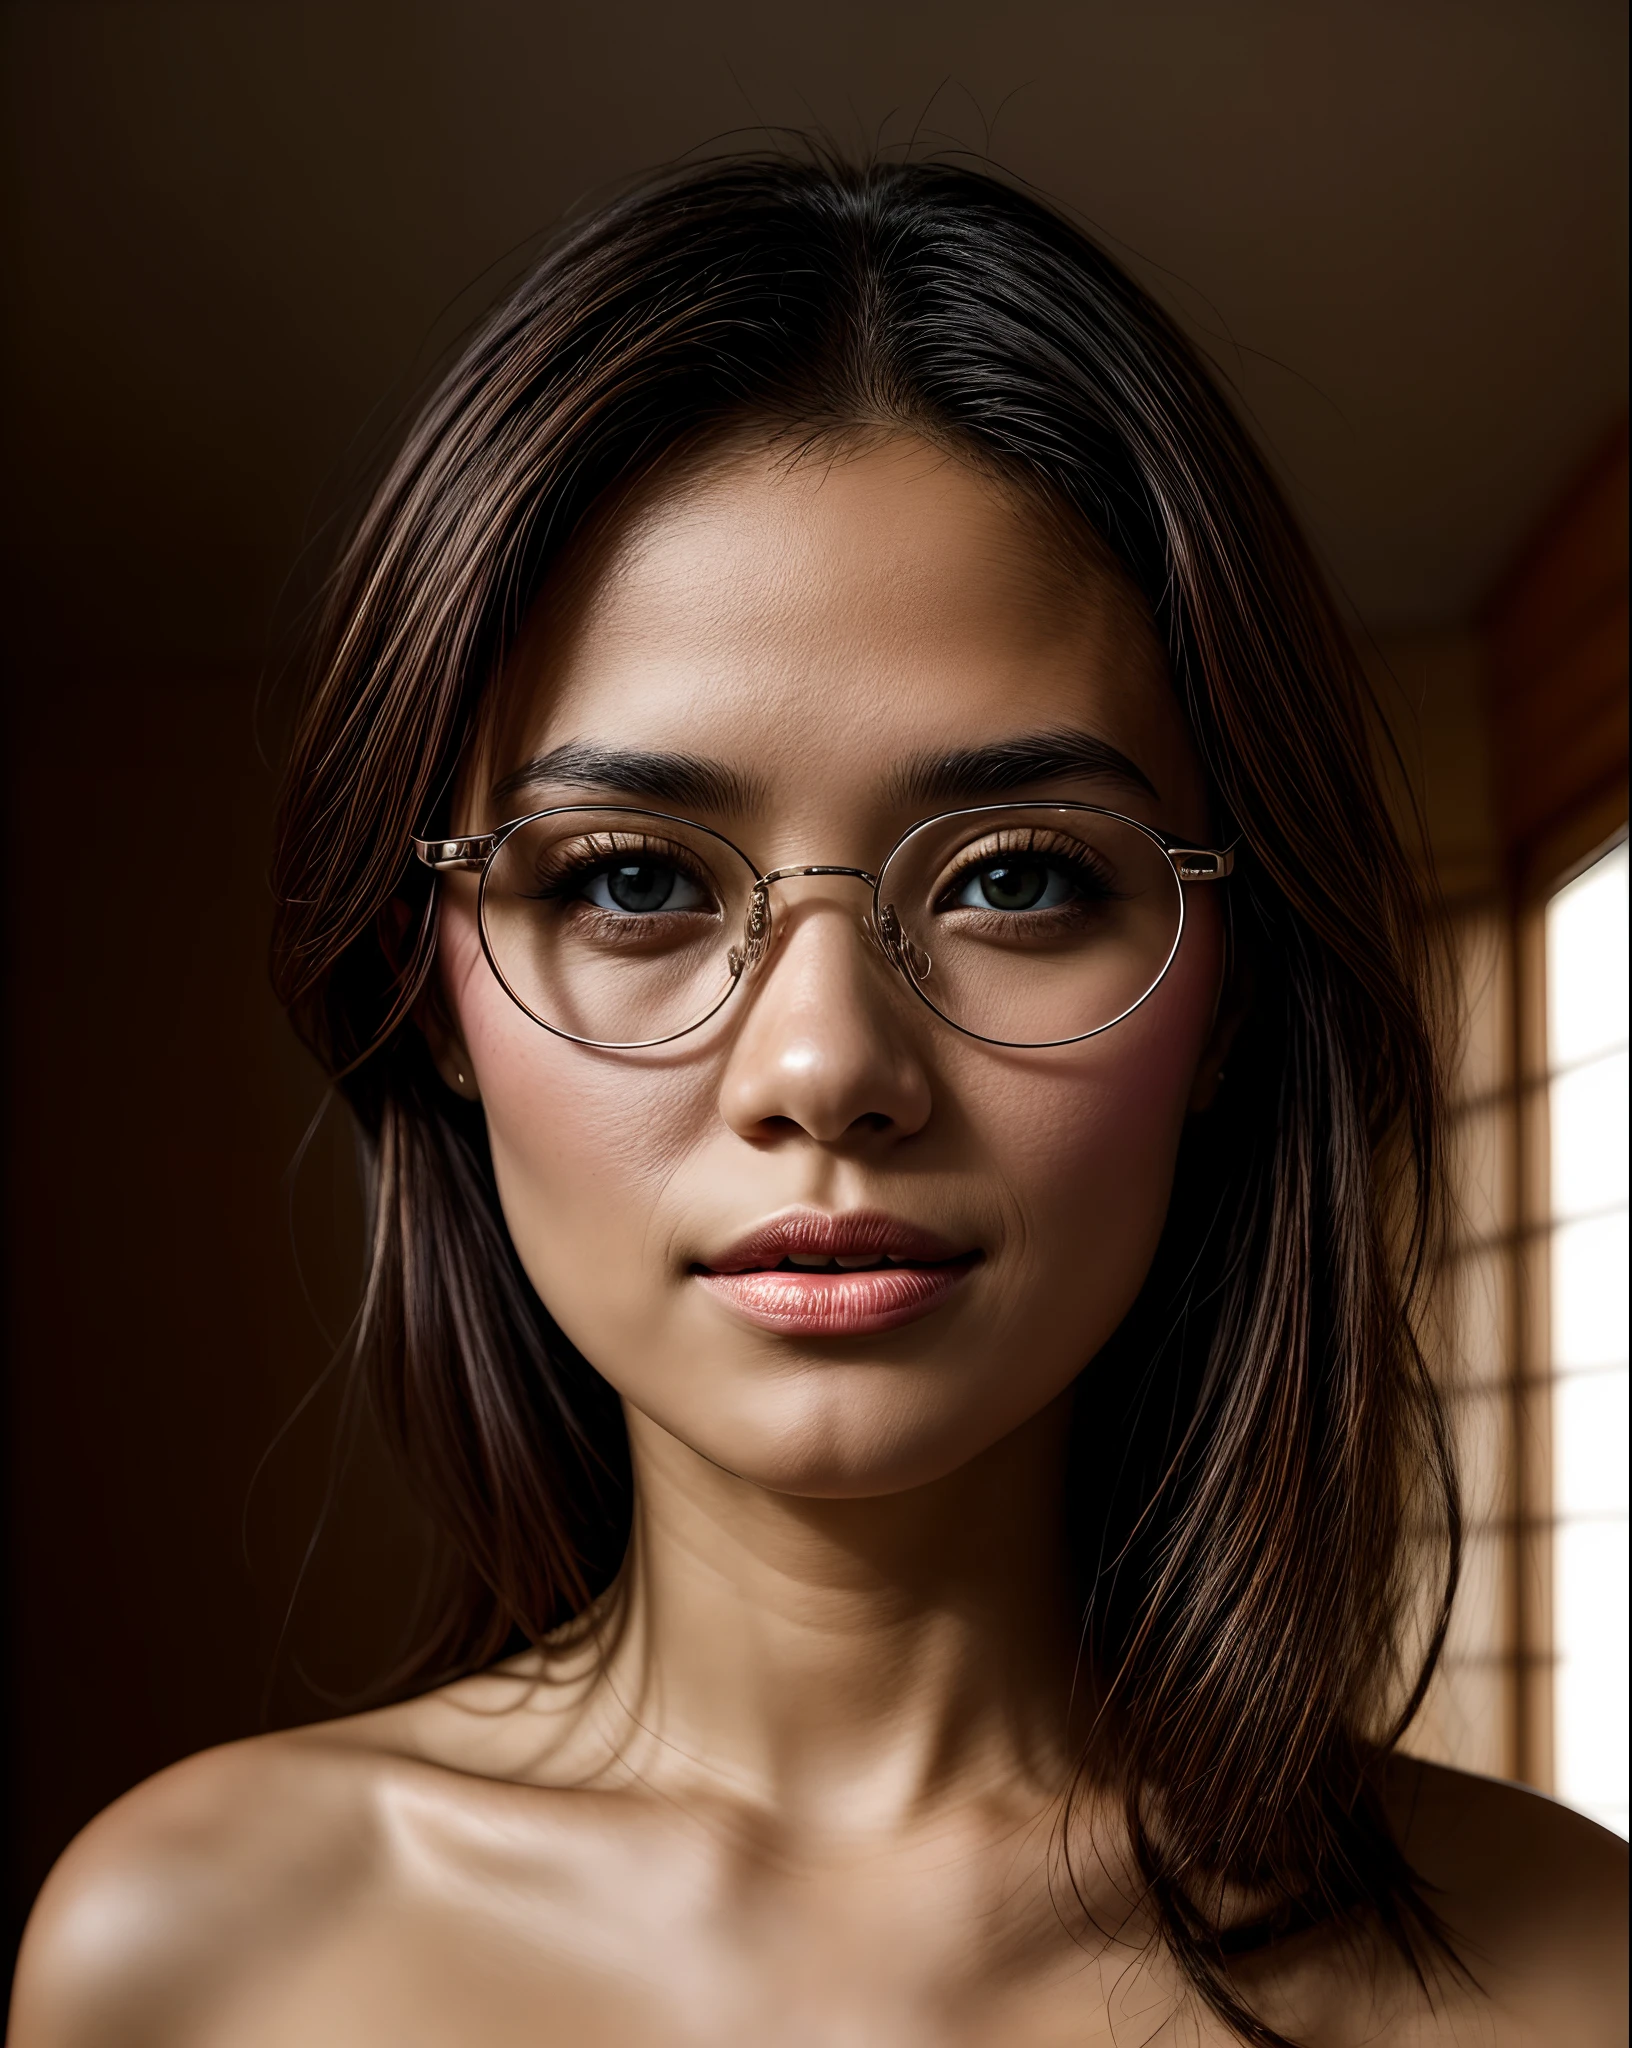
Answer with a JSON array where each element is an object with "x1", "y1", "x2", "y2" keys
[{"x1": 717, "y1": 881, "x2": 933, "y2": 1146}]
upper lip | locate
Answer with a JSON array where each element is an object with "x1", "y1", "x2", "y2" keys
[{"x1": 696, "y1": 1208, "x2": 975, "y2": 1274}]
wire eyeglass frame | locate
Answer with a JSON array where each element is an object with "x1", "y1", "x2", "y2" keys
[{"x1": 413, "y1": 802, "x2": 1235, "y2": 1051}]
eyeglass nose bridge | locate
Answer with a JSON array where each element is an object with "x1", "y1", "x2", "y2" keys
[
  {"x1": 726, "y1": 865, "x2": 932, "y2": 985},
  {"x1": 758, "y1": 863, "x2": 879, "y2": 889}
]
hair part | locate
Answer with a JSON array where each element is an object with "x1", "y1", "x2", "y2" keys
[{"x1": 272, "y1": 146, "x2": 1459, "y2": 2047}]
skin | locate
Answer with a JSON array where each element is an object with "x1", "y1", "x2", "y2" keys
[{"x1": 11, "y1": 437, "x2": 1626, "y2": 2047}]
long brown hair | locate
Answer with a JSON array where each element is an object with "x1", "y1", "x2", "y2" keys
[{"x1": 271, "y1": 151, "x2": 1459, "y2": 2045}]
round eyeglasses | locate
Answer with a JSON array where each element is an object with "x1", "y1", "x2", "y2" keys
[{"x1": 413, "y1": 803, "x2": 1234, "y2": 1051}]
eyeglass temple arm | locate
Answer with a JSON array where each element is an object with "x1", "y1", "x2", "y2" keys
[
  {"x1": 414, "y1": 834, "x2": 497, "y2": 873},
  {"x1": 1166, "y1": 845, "x2": 1235, "y2": 880}
]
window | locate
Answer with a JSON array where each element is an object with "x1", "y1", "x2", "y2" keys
[
  {"x1": 1546, "y1": 838, "x2": 1629, "y2": 1836},
  {"x1": 1368, "y1": 429, "x2": 1624, "y2": 1813}
]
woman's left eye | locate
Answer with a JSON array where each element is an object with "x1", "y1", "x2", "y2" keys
[
  {"x1": 952, "y1": 857, "x2": 1077, "y2": 913},
  {"x1": 581, "y1": 861, "x2": 709, "y2": 914}
]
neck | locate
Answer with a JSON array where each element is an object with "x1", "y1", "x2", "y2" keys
[{"x1": 586, "y1": 1393, "x2": 1087, "y2": 1838}]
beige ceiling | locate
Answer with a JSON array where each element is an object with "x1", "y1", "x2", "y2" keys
[{"x1": 3, "y1": 0, "x2": 1626, "y2": 668}]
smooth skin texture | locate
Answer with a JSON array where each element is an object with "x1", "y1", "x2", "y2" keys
[{"x1": 12, "y1": 439, "x2": 1626, "y2": 2047}]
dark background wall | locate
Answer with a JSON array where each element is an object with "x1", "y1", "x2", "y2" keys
[{"x1": 3, "y1": 0, "x2": 1627, "y2": 1964}]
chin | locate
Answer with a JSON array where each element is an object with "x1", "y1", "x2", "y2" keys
[{"x1": 649, "y1": 1359, "x2": 1055, "y2": 1501}]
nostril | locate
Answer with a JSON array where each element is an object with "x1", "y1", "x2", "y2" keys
[{"x1": 758, "y1": 1114, "x2": 803, "y2": 1135}]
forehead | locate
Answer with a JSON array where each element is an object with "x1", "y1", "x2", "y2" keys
[{"x1": 485, "y1": 436, "x2": 1201, "y2": 833}]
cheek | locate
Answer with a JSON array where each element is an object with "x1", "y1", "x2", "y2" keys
[
  {"x1": 439, "y1": 901, "x2": 710, "y2": 1310},
  {"x1": 964, "y1": 911, "x2": 1220, "y2": 1305}
]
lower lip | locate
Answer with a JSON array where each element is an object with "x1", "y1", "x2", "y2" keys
[{"x1": 693, "y1": 1261, "x2": 975, "y2": 1336}]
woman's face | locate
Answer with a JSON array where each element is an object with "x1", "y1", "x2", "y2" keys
[{"x1": 435, "y1": 436, "x2": 1228, "y2": 1498}]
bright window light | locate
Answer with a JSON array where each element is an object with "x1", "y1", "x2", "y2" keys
[{"x1": 1547, "y1": 838, "x2": 1629, "y2": 1838}]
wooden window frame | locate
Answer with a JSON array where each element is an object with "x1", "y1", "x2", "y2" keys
[{"x1": 1484, "y1": 423, "x2": 1628, "y2": 1793}]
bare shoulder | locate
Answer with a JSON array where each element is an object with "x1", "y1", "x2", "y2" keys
[
  {"x1": 9, "y1": 1722, "x2": 398, "y2": 2048},
  {"x1": 8, "y1": 1661, "x2": 612, "y2": 2048},
  {"x1": 1382, "y1": 1754, "x2": 1628, "y2": 2042}
]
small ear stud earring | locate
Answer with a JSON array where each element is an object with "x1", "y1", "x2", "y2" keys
[{"x1": 455, "y1": 1067, "x2": 467, "y2": 1089}]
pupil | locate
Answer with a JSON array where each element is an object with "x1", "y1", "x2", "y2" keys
[
  {"x1": 979, "y1": 860, "x2": 1048, "y2": 911},
  {"x1": 607, "y1": 862, "x2": 673, "y2": 913}
]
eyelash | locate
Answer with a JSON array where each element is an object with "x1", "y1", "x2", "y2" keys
[
  {"x1": 523, "y1": 835, "x2": 719, "y2": 908},
  {"x1": 934, "y1": 830, "x2": 1121, "y2": 909}
]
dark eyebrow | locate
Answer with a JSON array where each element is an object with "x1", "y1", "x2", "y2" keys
[
  {"x1": 490, "y1": 742, "x2": 767, "y2": 815},
  {"x1": 492, "y1": 726, "x2": 1157, "y2": 819},
  {"x1": 885, "y1": 728, "x2": 1160, "y2": 808}
]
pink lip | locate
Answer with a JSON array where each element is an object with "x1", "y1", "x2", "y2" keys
[{"x1": 692, "y1": 1208, "x2": 980, "y2": 1337}]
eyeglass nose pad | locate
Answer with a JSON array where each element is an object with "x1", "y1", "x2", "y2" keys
[
  {"x1": 728, "y1": 884, "x2": 774, "y2": 978},
  {"x1": 873, "y1": 904, "x2": 932, "y2": 982}
]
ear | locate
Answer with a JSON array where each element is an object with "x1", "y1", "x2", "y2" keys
[
  {"x1": 380, "y1": 892, "x2": 481, "y2": 1103},
  {"x1": 418, "y1": 994, "x2": 482, "y2": 1102},
  {"x1": 1187, "y1": 944, "x2": 1252, "y2": 1115}
]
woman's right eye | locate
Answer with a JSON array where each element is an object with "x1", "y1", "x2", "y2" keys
[{"x1": 578, "y1": 860, "x2": 710, "y2": 915}]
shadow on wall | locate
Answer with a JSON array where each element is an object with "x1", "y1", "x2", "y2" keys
[
  {"x1": 3, "y1": 671, "x2": 427, "y2": 1960},
  {"x1": 1379, "y1": 422, "x2": 1630, "y2": 1799}
]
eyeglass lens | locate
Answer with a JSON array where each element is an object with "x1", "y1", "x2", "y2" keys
[{"x1": 478, "y1": 806, "x2": 1184, "y2": 1048}]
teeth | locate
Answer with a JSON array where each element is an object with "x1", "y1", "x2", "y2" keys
[
  {"x1": 786, "y1": 1253, "x2": 835, "y2": 1269},
  {"x1": 835, "y1": 1253, "x2": 883, "y2": 1269}
]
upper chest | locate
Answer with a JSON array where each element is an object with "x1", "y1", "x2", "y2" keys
[
  {"x1": 201, "y1": 1782, "x2": 1488, "y2": 2048},
  {"x1": 201, "y1": 1790, "x2": 1195, "y2": 2048}
]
